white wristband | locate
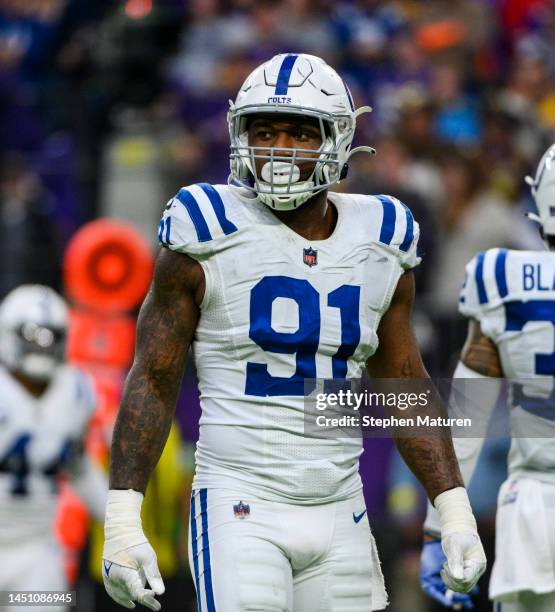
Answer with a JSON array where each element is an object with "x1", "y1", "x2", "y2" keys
[
  {"x1": 103, "y1": 489, "x2": 147, "y2": 559},
  {"x1": 434, "y1": 486, "x2": 478, "y2": 537}
]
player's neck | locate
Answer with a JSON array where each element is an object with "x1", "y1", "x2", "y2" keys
[
  {"x1": 270, "y1": 191, "x2": 336, "y2": 241},
  {"x1": 11, "y1": 370, "x2": 49, "y2": 398}
]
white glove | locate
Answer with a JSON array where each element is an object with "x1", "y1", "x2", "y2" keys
[
  {"x1": 103, "y1": 489, "x2": 165, "y2": 610},
  {"x1": 434, "y1": 487, "x2": 487, "y2": 594}
]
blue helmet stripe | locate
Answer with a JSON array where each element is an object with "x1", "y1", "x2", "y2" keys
[
  {"x1": 198, "y1": 183, "x2": 238, "y2": 236},
  {"x1": 200, "y1": 489, "x2": 216, "y2": 612},
  {"x1": 376, "y1": 195, "x2": 396, "y2": 246},
  {"x1": 176, "y1": 188, "x2": 212, "y2": 242},
  {"x1": 190, "y1": 492, "x2": 203, "y2": 612},
  {"x1": 495, "y1": 248, "x2": 508, "y2": 298},
  {"x1": 475, "y1": 251, "x2": 488, "y2": 304},
  {"x1": 275, "y1": 54, "x2": 298, "y2": 95},
  {"x1": 399, "y1": 204, "x2": 414, "y2": 252},
  {"x1": 342, "y1": 79, "x2": 355, "y2": 111}
]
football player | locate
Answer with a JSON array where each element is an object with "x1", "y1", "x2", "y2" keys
[
  {"x1": 102, "y1": 54, "x2": 486, "y2": 611},
  {"x1": 0, "y1": 285, "x2": 107, "y2": 610},
  {"x1": 421, "y1": 143, "x2": 555, "y2": 612}
]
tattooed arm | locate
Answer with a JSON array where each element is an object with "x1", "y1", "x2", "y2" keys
[
  {"x1": 368, "y1": 273, "x2": 486, "y2": 596},
  {"x1": 102, "y1": 248, "x2": 204, "y2": 610},
  {"x1": 461, "y1": 318, "x2": 503, "y2": 377},
  {"x1": 365, "y1": 271, "x2": 463, "y2": 502},
  {"x1": 110, "y1": 247, "x2": 204, "y2": 492}
]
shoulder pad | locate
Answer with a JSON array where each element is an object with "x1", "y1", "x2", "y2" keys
[
  {"x1": 459, "y1": 248, "x2": 510, "y2": 319},
  {"x1": 158, "y1": 183, "x2": 239, "y2": 258},
  {"x1": 372, "y1": 194, "x2": 421, "y2": 269}
]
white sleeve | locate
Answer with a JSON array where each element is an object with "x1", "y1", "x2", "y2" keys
[
  {"x1": 70, "y1": 454, "x2": 108, "y2": 522},
  {"x1": 423, "y1": 361, "x2": 502, "y2": 536}
]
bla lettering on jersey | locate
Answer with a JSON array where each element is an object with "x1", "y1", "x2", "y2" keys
[{"x1": 522, "y1": 264, "x2": 555, "y2": 291}]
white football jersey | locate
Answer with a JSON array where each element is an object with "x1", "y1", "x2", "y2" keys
[
  {"x1": 460, "y1": 248, "x2": 555, "y2": 482},
  {"x1": 0, "y1": 364, "x2": 95, "y2": 544},
  {"x1": 160, "y1": 184, "x2": 420, "y2": 503}
]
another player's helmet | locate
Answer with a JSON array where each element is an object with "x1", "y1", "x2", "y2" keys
[
  {"x1": 526, "y1": 142, "x2": 555, "y2": 237},
  {"x1": 228, "y1": 53, "x2": 375, "y2": 211},
  {"x1": 0, "y1": 285, "x2": 68, "y2": 382}
]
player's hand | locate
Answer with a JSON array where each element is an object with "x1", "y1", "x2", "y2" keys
[
  {"x1": 103, "y1": 542, "x2": 165, "y2": 610},
  {"x1": 103, "y1": 490, "x2": 165, "y2": 610},
  {"x1": 430, "y1": 487, "x2": 487, "y2": 598},
  {"x1": 420, "y1": 538, "x2": 476, "y2": 609},
  {"x1": 440, "y1": 531, "x2": 486, "y2": 594}
]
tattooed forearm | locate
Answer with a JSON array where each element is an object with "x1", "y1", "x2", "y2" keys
[
  {"x1": 109, "y1": 249, "x2": 202, "y2": 493},
  {"x1": 395, "y1": 435, "x2": 463, "y2": 501},
  {"x1": 366, "y1": 272, "x2": 463, "y2": 502},
  {"x1": 461, "y1": 319, "x2": 503, "y2": 377},
  {"x1": 389, "y1": 377, "x2": 464, "y2": 501}
]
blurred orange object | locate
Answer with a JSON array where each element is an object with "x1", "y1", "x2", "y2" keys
[
  {"x1": 55, "y1": 483, "x2": 89, "y2": 586},
  {"x1": 64, "y1": 219, "x2": 153, "y2": 313},
  {"x1": 68, "y1": 310, "x2": 136, "y2": 368},
  {"x1": 416, "y1": 20, "x2": 466, "y2": 53},
  {"x1": 58, "y1": 219, "x2": 155, "y2": 585}
]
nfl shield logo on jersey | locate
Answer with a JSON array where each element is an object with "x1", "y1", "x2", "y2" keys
[
  {"x1": 233, "y1": 501, "x2": 250, "y2": 519},
  {"x1": 303, "y1": 247, "x2": 318, "y2": 267}
]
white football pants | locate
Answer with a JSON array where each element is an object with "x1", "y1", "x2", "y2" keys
[
  {"x1": 188, "y1": 488, "x2": 387, "y2": 612},
  {"x1": 493, "y1": 592, "x2": 555, "y2": 612}
]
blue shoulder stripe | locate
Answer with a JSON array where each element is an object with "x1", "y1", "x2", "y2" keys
[
  {"x1": 175, "y1": 188, "x2": 212, "y2": 243},
  {"x1": 475, "y1": 251, "x2": 488, "y2": 304},
  {"x1": 376, "y1": 195, "x2": 396, "y2": 246},
  {"x1": 399, "y1": 203, "x2": 414, "y2": 252},
  {"x1": 495, "y1": 248, "x2": 509, "y2": 298},
  {"x1": 275, "y1": 54, "x2": 298, "y2": 95},
  {"x1": 198, "y1": 183, "x2": 238, "y2": 236}
]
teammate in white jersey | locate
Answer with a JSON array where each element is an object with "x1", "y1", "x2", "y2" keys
[
  {"x1": 102, "y1": 53, "x2": 486, "y2": 611},
  {"x1": 421, "y1": 143, "x2": 555, "y2": 612},
  {"x1": 0, "y1": 285, "x2": 107, "y2": 610}
]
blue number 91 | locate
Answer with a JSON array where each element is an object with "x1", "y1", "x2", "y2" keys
[{"x1": 245, "y1": 276, "x2": 360, "y2": 396}]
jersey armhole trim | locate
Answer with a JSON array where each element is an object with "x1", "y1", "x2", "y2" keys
[{"x1": 198, "y1": 259, "x2": 213, "y2": 311}]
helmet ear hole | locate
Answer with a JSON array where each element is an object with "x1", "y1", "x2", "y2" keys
[{"x1": 340, "y1": 163, "x2": 349, "y2": 180}]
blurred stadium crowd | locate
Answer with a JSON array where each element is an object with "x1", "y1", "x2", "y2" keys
[{"x1": 1, "y1": 0, "x2": 554, "y2": 611}]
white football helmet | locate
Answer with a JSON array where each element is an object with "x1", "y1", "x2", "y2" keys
[
  {"x1": 0, "y1": 285, "x2": 68, "y2": 382},
  {"x1": 526, "y1": 143, "x2": 555, "y2": 237},
  {"x1": 228, "y1": 53, "x2": 375, "y2": 211}
]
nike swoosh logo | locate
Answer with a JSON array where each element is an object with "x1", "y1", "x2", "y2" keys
[
  {"x1": 353, "y1": 510, "x2": 367, "y2": 524},
  {"x1": 103, "y1": 560, "x2": 113, "y2": 577}
]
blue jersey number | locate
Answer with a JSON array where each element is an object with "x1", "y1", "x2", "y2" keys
[
  {"x1": 246, "y1": 276, "x2": 360, "y2": 396},
  {"x1": 0, "y1": 435, "x2": 75, "y2": 496},
  {"x1": 0, "y1": 434, "x2": 31, "y2": 495},
  {"x1": 505, "y1": 300, "x2": 555, "y2": 419}
]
